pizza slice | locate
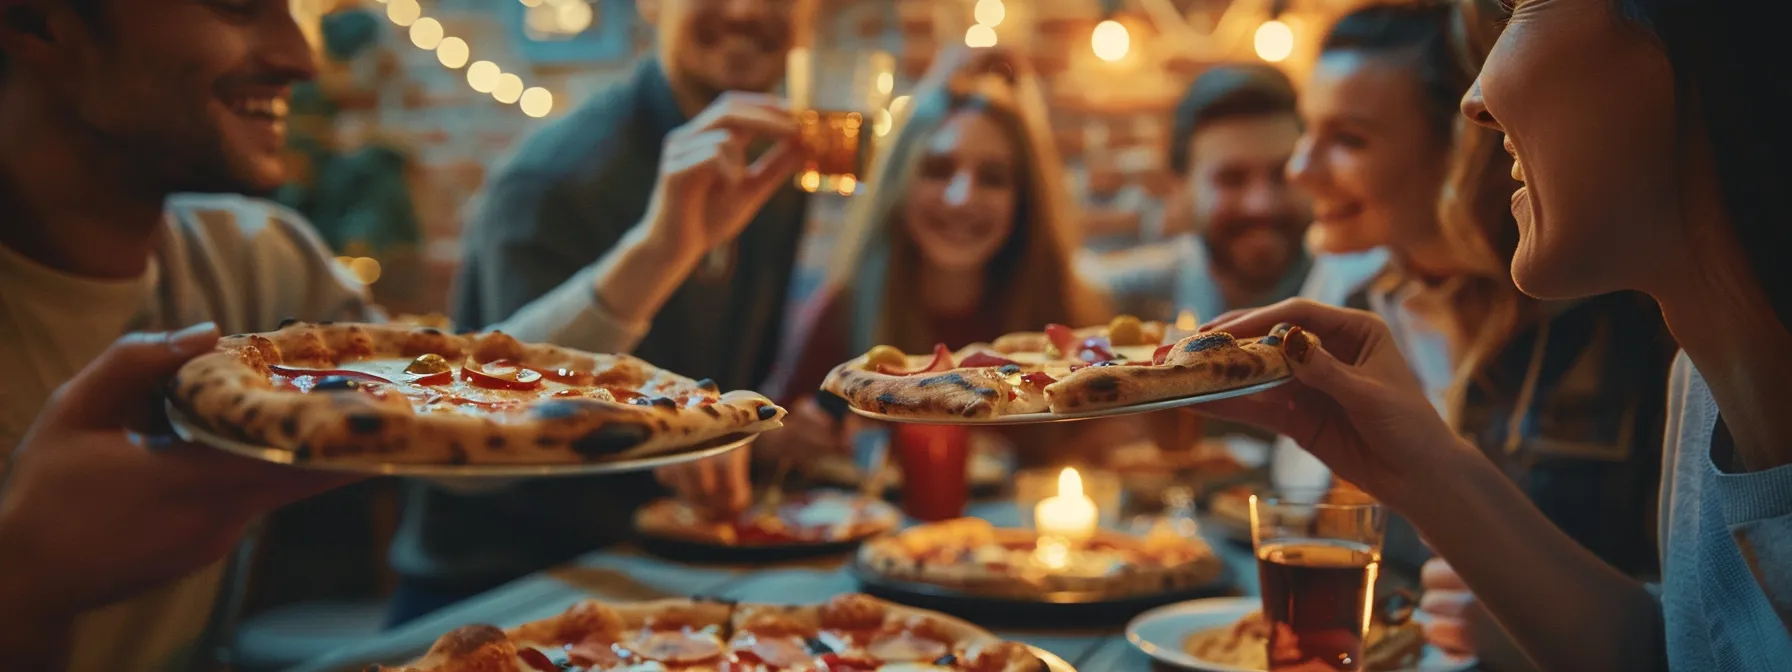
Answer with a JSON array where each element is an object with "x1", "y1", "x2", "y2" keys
[
  {"x1": 822, "y1": 316, "x2": 1307, "y2": 420},
  {"x1": 822, "y1": 316, "x2": 1166, "y2": 419}
]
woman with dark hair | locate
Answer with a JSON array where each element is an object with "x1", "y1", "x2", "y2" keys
[
  {"x1": 1285, "y1": 2, "x2": 1677, "y2": 658},
  {"x1": 1197, "y1": 0, "x2": 1792, "y2": 668}
]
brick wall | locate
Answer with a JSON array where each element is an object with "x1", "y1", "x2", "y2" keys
[{"x1": 317, "y1": 0, "x2": 1361, "y2": 313}]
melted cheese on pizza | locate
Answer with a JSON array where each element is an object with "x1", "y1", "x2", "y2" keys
[{"x1": 271, "y1": 356, "x2": 715, "y2": 421}]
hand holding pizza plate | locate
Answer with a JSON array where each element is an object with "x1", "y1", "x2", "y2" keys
[
  {"x1": 824, "y1": 316, "x2": 1309, "y2": 426},
  {"x1": 164, "y1": 322, "x2": 786, "y2": 478}
]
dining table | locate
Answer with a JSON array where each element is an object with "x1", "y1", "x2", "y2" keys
[{"x1": 290, "y1": 497, "x2": 1275, "y2": 672}]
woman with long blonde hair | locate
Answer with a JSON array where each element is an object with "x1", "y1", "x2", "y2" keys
[{"x1": 759, "y1": 47, "x2": 1109, "y2": 458}]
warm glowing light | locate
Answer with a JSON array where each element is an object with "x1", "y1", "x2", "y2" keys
[
  {"x1": 873, "y1": 108, "x2": 893, "y2": 137},
  {"x1": 1034, "y1": 536, "x2": 1070, "y2": 570},
  {"x1": 493, "y1": 73, "x2": 525, "y2": 104},
  {"x1": 1059, "y1": 467, "x2": 1085, "y2": 499},
  {"x1": 556, "y1": 0, "x2": 594, "y2": 33},
  {"x1": 520, "y1": 87, "x2": 554, "y2": 117},
  {"x1": 1176, "y1": 309, "x2": 1199, "y2": 332},
  {"x1": 1091, "y1": 20, "x2": 1130, "y2": 62},
  {"x1": 348, "y1": 257, "x2": 382, "y2": 284},
  {"x1": 875, "y1": 71, "x2": 894, "y2": 95},
  {"x1": 835, "y1": 175, "x2": 858, "y2": 196},
  {"x1": 1255, "y1": 20, "x2": 1295, "y2": 63},
  {"x1": 799, "y1": 171, "x2": 822, "y2": 192},
  {"x1": 1034, "y1": 467, "x2": 1098, "y2": 542},
  {"x1": 890, "y1": 95, "x2": 911, "y2": 116},
  {"x1": 973, "y1": 0, "x2": 1005, "y2": 27},
  {"x1": 435, "y1": 37, "x2": 470, "y2": 68},
  {"x1": 408, "y1": 17, "x2": 444, "y2": 49},
  {"x1": 467, "y1": 61, "x2": 501, "y2": 92},
  {"x1": 386, "y1": 0, "x2": 421, "y2": 26},
  {"x1": 964, "y1": 24, "x2": 998, "y2": 48}
]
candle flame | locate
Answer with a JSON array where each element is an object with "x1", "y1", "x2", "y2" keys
[
  {"x1": 1176, "y1": 309, "x2": 1199, "y2": 332},
  {"x1": 1058, "y1": 467, "x2": 1083, "y2": 499}
]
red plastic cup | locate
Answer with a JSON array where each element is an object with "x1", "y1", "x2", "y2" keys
[{"x1": 892, "y1": 423, "x2": 971, "y2": 521}]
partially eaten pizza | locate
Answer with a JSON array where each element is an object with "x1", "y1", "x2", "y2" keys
[
  {"x1": 823, "y1": 317, "x2": 1311, "y2": 420},
  {"x1": 857, "y1": 518, "x2": 1223, "y2": 599},
  {"x1": 372, "y1": 593, "x2": 1043, "y2": 671},
  {"x1": 635, "y1": 490, "x2": 901, "y2": 547},
  {"x1": 169, "y1": 322, "x2": 785, "y2": 465}
]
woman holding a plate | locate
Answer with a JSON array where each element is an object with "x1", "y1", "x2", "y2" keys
[{"x1": 1199, "y1": 0, "x2": 1792, "y2": 668}]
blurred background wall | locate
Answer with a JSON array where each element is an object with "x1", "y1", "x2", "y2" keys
[{"x1": 284, "y1": 0, "x2": 1371, "y2": 316}]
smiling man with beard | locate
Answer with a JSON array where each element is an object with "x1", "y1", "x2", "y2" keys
[
  {"x1": 0, "y1": 0, "x2": 779, "y2": 667},
  {"x1": 402, "y1": 0, "x2": 818, "y2": 625},
  {"x1": 1081, "y1": 64, "x2": 1337, "y2": 323}
]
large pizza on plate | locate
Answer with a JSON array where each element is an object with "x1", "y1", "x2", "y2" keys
[
  {"x1": 823, "y1": 317, "x2": 1311, "y2": 420},
  {"x1": 857, "y1": 518, "x2": 1223, "y2": 598},
  {"x1": 371, "y1": 593, "x2": 1044, "y2": 671},
  {"x1": 168, "y1": 322, "x2": 785, "y2": 465}
]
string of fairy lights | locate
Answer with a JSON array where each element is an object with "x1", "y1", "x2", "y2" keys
[{"x1": 374, "y1": 0, "x2": 556, "y2": 118}]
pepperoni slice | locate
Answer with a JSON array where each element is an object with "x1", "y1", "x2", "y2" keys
[
  {"x1": 1152, "y1": 343, "x2": 1175, "y2": 365},
  {"x1": 1020, "y1": 372, "x2": 1057, "y2": 388},
  {"x1": 1077, "y1": 336, "x2": 1117, "y2": 363},
  {"x1": 566, "y1": 632, "x2": 627, "y2": 667},
  {"x1": 958, "y1": 351, "x2": 1018, "y2": 368},
  {"x1": 1044, "y1": 324, "x2": 1079, "y2": 356},
  {"x1": 866, "y1": 630, "x2": 950, "y2": 662},
  {"x1": 742, "y1": 634, "x2": 813, "y2": 667},
  {"x1": 516, "y1": 649, "x2": 559, "y2": 672},
  {"x1": 460, "y1": 358, "x2": 544, "y2": 391},
  {"x1": 875, "y1": 344, "x2": 956, "y2": 376},
  {"x1": 634, "y1": 630, "x2": 724, "y2": 664}
]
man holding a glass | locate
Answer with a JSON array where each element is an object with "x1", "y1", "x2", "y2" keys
[{"x1": 392, "y1": 0, "x2": 826, "y2": 625}]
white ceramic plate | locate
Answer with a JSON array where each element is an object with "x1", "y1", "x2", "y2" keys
[
  {"x1": 848, "y1": 378, "x2": 1289, "y2": 426},
  {"x1": 1125, "y1": 596, "x2": 1477, "y2": 672},
  {"x1": 167, "y1": 400, "x2": 758, "y2": 478}
]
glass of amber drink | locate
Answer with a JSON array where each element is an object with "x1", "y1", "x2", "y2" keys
[
  {"x1": 1250, "y1": 488, "x2": 1386, "y2": 672},
  {"x1": 785, "y1": 48, "x2": 895, "y2": 196}
]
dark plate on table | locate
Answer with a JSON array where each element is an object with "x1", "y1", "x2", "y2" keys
[
  {"x1": 849, "y1": 557, "x2": 1236, "y2": 627},
  {"x1": 636, "y1": 533, "x2": 877, "y2": 563},
  {"x1": 635, "y1": 492, "x2": 901, "y2": 563}
]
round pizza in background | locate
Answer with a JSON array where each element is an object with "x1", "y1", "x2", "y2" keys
[
  {"x1": 635, "y1": 490, "x2": 901, "y2": 548},
  {"x1": 858, "y1": 517, "x2": 1223, "y2": 599}
]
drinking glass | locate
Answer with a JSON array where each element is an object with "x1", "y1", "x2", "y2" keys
[
  {"x1": 1249, "y1": 489, "x2": 1387, "y2": 672},
  {"x1": 785, "y1": 48, "x2": 895, "y2": 196},
  {"x1": 891, "y1": 424, "x2": 969, "y2": 521}
]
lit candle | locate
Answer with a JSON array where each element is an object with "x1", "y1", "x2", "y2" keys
[{"x1": 1034, "y1": 467, "x2": 1099, "y2": 543}]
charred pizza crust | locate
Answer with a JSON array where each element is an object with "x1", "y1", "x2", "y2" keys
[
  {"x1": 633, "y1": 491, "x2": 901, "y2": 546},
  {"x1": 824, "y1": 321, "x2": 1312, "y2": 420},
  {"x1": 169, "y1": 322, "x2": 785, "y2": 465},
  {"x1": 858, "y1": 518, "x2": 1223, "y2": 598},
  {"x1": 1043, "y1": 327, "x2": 1311, "y2": 414},
  {"x1": 372, "y1": 594, "x2": 1043, "y2": 672}
]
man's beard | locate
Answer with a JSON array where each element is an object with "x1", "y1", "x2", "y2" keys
[
  {"x1": 80, "y1": 115, "x2": 267, "y2": 199},
  {"x1": 1204, "y1": 217, "x2": 1308, "y2": 290}
]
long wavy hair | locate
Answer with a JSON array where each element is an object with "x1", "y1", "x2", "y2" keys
[
  {"x1": 1432, "y1": 0, "x2": 1536, "y2": 426},
  {"x1": 825, "y1": 49, "x2": 1107, "y2": 353},
  {"x1": 1322, "y1": 1, "x2": 1533, "y2": 426}
]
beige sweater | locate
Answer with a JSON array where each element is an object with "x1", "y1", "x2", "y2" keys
[{"x1": 0, "y1": 193, "x2": 646, "y2": 671}]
